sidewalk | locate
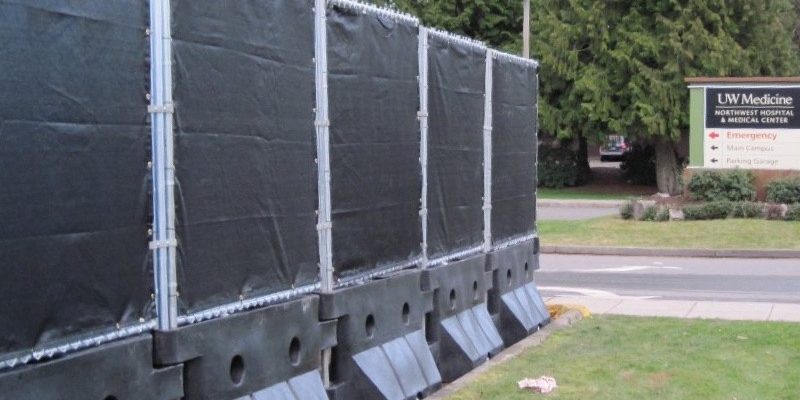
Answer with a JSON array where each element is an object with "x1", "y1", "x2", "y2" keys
[
  {"x1": 546, "y1": 296, "x2": 800, "y2": 322},
  {"x1": 538, "y1": 198, "x2": 624, "y2": 208}
]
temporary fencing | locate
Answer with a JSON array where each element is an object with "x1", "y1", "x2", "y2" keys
[{"x1": 0, "y1": 0, "x2": 548, "y2": 399}]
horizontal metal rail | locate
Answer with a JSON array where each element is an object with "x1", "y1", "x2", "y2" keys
[
  {"x1": 0, "y1": 320, "x2": 156, "y2": 371},
  {"x1": 493, "y1": 50, "x2": 539, "y2": 68},
  {"x1": 427, "y1": 245, "x2": 484, "y2": 267},
  {"x1": 427, "y1": 27, "x2": 486, "y2": 51},
  {"x1": 177, "y1": 283, "x2": 321, "y2": 325},
  {"x1": 328, "y1": 0, "x2": 418, "y2": 25},
  {"x1": 493, "y1": 233, "x2": 538, "y2": 251},
  {"x1": 335, "y1": 256, "x2": 424, "y2": 288}
]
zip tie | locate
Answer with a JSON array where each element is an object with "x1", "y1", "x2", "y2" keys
[
  {"x1": 315, "y1": 119, "x2": 330, "y2": 128},
  {"x1": 419, "y1": 209, "x2": 428, "y2": 216},
  {"x1": 149, "y1": 238, "x2": 177, "y2": 250},
  {"x1": 147, "y1": 103, "x2": 175, "y2": 114},
  {"x1": 316, "y1": 222, "x2": 333, "y2": 231},
  {"x1": 482, "y1": 205, "x2": 492, "y2": 211},
  {"x1": 417, "y1": 111, "x2": 429, "y2": 118}
]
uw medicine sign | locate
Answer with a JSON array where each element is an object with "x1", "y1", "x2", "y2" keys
[
  {"x1": 705, "y1": 87, "x2": 800, "y2": 169},
  {"x1": 686, "y1": 78, "x2": 800, "y2": 171}
]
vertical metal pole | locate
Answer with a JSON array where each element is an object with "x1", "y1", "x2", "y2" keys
[
  {"x1": 150, "y1": 0, "x2": 178, "y2": 330},
  {"x1": 418, "y1": 27, "x2": 429, "y2": 268},
  {"x1": 482, "y1": 51, "x2": 493, "y2": 253},
  {"x1": 315, "y1": 0, "x2": 334, "y2": 294},
  {"x1": 315, "y1": 0, "x2": 334, "y2": 388},
  {"x1": 523, "y1": 0, "x2": 530, "y2": 59},
  {"x1": 533, "y1": 72, "x2": 539, "y2": 229}
]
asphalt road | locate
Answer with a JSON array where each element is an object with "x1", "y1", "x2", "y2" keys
[{"x1": 536, "y1": 254, "x2": 800, "y2": 304}]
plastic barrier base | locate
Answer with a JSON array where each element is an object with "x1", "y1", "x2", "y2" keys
[
  {"x1": 488, "y1": 238, "x2": 550, "y2": 345},
  {"x1": 154, "y1": 295, "x2": 335, "y2": 400},
  {"x1": 234, "y1": 369, "x2": 327, "y2": 400},
  {"x1": 422, "y1": 253, "x2": 503, "y2": 382},
  {"x1": 322, "y1": 270, "x2": 442, "y2": 400},
  {"x1": 0, "y1": 335, "x2": 183, "y2": 400}
]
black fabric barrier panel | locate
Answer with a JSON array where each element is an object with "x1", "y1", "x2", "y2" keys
[
  {"x1": 172, "y1": 0, "x2": 319, "y2": 314},
  {"x1": 426, "y1": 37, "x2": 486, "y2": 259},
  {"x1": 0, "y1": 1, "x2": 152, "y2": 356},
  {"x1": 327, "y1": 7, "x2": 421, "y2": 277},
  {"x1": 491, "y1": 59, "x2": 538, "y2": 243}
]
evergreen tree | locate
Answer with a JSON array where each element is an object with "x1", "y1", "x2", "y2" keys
[{"x1": 376, "y1": 0, "x2": 800, "y2": 193}]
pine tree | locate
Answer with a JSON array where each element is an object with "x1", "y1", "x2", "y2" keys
[{"x1": 374, "y1": 0, "x2": 800, "y2": 193}]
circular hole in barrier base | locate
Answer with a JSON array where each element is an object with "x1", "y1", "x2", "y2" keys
[
  {"x1": 402, "y1": 302, "x2": 410, "y2": 324},
  {"x1": 365, "y1": 314, "x2": 376, "y2": 338},
  {"x1": 449, "y1": 289, "x2": 457, "y2": 310},
  {"x1": 289, "y1": 337, "x2": 301, "y2": 366},
  {"x1": 229, "y1": 355, "x2": 245, "y2": 385},
  {"x1": 472, "y1": 281, "x2": 479, "y2": 300},
  {"x1": 506, "y1": 269, "x2": 513, "y2": 286}
]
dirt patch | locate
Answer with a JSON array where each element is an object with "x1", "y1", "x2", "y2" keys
[
  {"x1": 647, "y1": 372, "x2": 672, "y2": 389},
  {"x1": 619, "y1": 370, "x2": 636, "y2": 382}
]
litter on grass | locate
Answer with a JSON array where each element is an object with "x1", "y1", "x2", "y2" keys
[
  {"x1": 547, "y1": 303, "x2": 591, "y2": 319},
  {"x1": 518, "y1": 376, "x2": 558, "y2": 394}
]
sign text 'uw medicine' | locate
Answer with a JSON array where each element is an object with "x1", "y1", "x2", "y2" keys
[{"x1": 704, "y1": 87, "x2": 800, "y2": 170}]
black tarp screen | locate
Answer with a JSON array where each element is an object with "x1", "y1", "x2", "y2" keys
[
  {"x1": 0, "y1": 1, "x2": 152, "y2": 356},
  {"x1": 426, "y1": 37, "x2": 485, "y2": 259},
  {"x1": 172, "y1": 0, "x2": 319, "y2": 314},
  {"x1": 327, "y1": 7, "x2": 421, "y2": 277},
  {"x1": 491, "y1": 59, "x2": 538, "y2": 243}
]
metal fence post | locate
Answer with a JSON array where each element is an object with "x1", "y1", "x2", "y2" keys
[
  {"x1": 149, "y1": 0, "x2": 179, "y2": 331},
  {"x1": 314, "y1": 0, "x2": 335, "y2": 388},
  {"x1": 418, "y1": 27, "x2": 429, "y2": 268},
  {"x1": 482, "y1": 51, "x2": 494, "y2": 253},
  {"x1": 534, "y1": 72, "x2": 539, "y2": 233},
  {"x1": 315, "y1": 0, "x2": 334, "y2": 294}
]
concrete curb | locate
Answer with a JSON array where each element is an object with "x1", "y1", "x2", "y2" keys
[
  {"x1": 426, "y1": 310, "x2": 583, "y2": 399},
  {"x1": 541, "y1": 245, "x2": 800, "y2": 259},
  {"x1": 537, "y1": 199, "x2": 624, "y2": 208}
]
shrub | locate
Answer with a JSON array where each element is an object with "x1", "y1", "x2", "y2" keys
[
  {"x1": 619, "y1": 200, "x2": 635, "y2": 220},
  {"x1": 766, "y1": 177, "x2": 800, "y2": 204},
  {"x1": 785, "y1": 204, "x2": 800, "y2": 221},
  {"x1": 638, "y1": 205, "x2": 670, "y2": 222},
  {"x1": 682, "y1": 201, "x2": 733, "y2": 220},
  {"x1": 655, "y1": 207, "x2": 671, "y2": 222},
  {"x1": 687, "y1": 170, "x2": 756, "y2": 202},
  {"x1": 538, "y1": 142, "x2": 590, "y2": 188},
  {"x1": 620, "y1": 144, "x2": 656, "y2": 186},
  {"x1": 729, "y1": 202, "x2": 764, "y2": 219},
  {"x1": 641, "y1": 205, "x2": 658, "y2": 221}
]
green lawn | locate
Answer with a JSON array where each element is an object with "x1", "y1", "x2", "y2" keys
[
  {"x1": 538, "y1": 188, "x2": 633, "y2": 201},
  {"x1": 448, "y1": 316, "x2": 800, "y2": 400},
  {"x1": 538, "y1": 216, "x2": 800, "y2": 249}
]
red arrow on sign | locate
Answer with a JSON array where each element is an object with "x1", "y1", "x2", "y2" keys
[{"x1": 708, "y1": 132, "x2": 719, "y2": 139}]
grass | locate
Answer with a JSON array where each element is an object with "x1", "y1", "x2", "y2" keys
[
  {"x1": 538, "y1": 216, "x2": 800, "y2": 249},
  {"x1": 538, "y1": 188, "x2": 634, "y2": 201},
  {"x1": 447, "y1": 316, "x2": 800, "y2": 400}
]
